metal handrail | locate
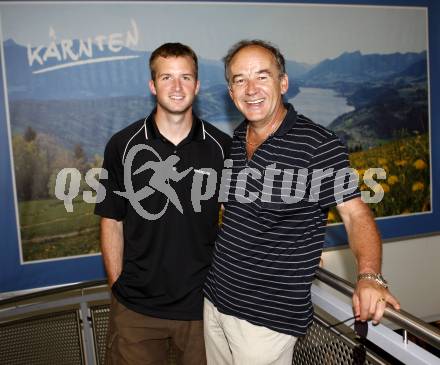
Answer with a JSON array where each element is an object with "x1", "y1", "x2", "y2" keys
[
  {"x1": 0, "y1": 279, "x2": 108, "y2": 307},
  {"x1": 315, "y1": 267, "x2": 440, "y2": 350},
  {"x1": 2, "y1": 269, "x2": 439, "y2": 351}
]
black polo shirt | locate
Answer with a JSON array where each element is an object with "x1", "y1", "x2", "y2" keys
[
  {"x1": 204, "y1": 104, "x2": 360, "y2": 335},
  {"x1": 95, "y1": 111, "x2": 231, "y2": 320}
]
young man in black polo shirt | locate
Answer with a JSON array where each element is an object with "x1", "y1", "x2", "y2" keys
[{"x1": 95, "y1": 43, "x2": 231, "y2": 365}]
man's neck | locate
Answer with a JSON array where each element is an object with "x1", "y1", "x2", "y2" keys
[
  {"x1": 248, "y1": 104, "x2": 287, "y2": 135},
  {"x1": 154, "y1": 107, "x2": 193, "y2": 146}
]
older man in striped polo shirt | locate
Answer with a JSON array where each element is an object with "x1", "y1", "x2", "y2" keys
[{"x1": 203, "y1": 40, "x2": 400, "y2": 365}]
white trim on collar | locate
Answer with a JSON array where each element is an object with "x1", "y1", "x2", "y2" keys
[
  {"x1": 143, "y1": 117, "x2": 148, "y2": 140},
  {"x1": 201, "y1": 120, "x2": 206, "y2": 140},
  {"x1": 122, "y1": 117, "x2": 147, "y2": 165}
]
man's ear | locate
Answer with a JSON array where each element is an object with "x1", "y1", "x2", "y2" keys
[
  {"x1": 149, "y1": 79, "x2": 157, "y2": 95},
  {"x1": 228, "y1": 85, "x2": 233, "y2": 99},
  {"x1": 195, "y1": 80, "x2": 200, "y2": 95},
  {"x1": 280, "y1": 74, "x2": 289, "y2": 95}
]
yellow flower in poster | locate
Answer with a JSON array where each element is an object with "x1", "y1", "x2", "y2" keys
[
  {"x1": 380, "y1": 183, "x2": 390, "y2": 193},
  {"x1": 412, "y1": 182, "x2": 424, "y2": 192},
  {"x1": 387, "y1": 175, "x2": 399, "y2": 185},
  {"x1": 355, "y1": 168, "x2": 365, "y2": 179},
  {"x1": 395, "y1": 160, "x2": 407, "y2": 167},
  {"x1": 349, "y1": 134, "x2": 429, "y2": 220},
  {"x1": 413, "y1": 159, "x2": 427, "y2": 170},
  {"x1": 327, "y1": 211, "x2": 336, "y2": 222}
]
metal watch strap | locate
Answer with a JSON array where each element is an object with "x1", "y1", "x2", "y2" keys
[{"x1": 357, "y1": 273, "x2": 388, "y2": 289}]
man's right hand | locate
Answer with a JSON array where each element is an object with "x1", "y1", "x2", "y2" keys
[{"x1": 100, "y1": 218, "x2": 124, "y2": 288}]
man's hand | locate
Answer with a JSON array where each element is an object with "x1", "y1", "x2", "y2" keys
[
  {"x1": 100, "y1": 217, "x2": 124, "y2": 288},
  {"x1": 353, "y1": 280, "x2": 400, "y2": 324},
  {"x1": 337, "y1": 198, "x2": 401, "y2": 324}
]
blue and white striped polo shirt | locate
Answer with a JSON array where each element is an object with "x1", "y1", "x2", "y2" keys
[{"x1": 204, "y1": 103, "x2": 360, "y2": 336}]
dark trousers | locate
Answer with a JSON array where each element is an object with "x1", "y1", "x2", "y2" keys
[{"x1": 105, "y1": 296, "x2": 206, "y2": 365}]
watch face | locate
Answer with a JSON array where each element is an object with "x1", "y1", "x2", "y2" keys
[
  {"x1": 378, "y1": 274, "x2": 388, "y2": 284},
  {"x1": 375, "y1": 274, "x2": 388, "y2": 288}
]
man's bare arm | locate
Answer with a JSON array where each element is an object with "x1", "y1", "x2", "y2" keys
[
  {"x1": 337, "y1": 197, "x2": 382, "y2": 274},
  {"x1": 100, "y1": 217, "x2": 124, "y2": 287},
  {"x1": 337, "y1": 197, "x2": 400, "y2": 324}
]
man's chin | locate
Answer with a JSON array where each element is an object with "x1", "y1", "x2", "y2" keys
[
  {"x1": 159, "y1": 103, "x2": 192, "y2": 115},
  {"x1": 240, "y1": 111, "x2": 265, "y2": 123},
  {"x1": 170, "y1": 106, "x2": 191, "y2": 115},
  {"x1": 235, "y1": 105, "x2": 265, "y2": 121}
]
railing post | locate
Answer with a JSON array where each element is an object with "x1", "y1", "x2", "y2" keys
[
  {"x1": 79, "y1": 300, "x2": 97, "y2": 365},
  {"x1": 403, "y1": 329, "x2": 409, "y2": 345}
]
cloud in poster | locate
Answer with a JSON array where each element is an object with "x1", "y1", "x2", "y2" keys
[{"x1": 0, "y1": 2, "x2": 427, "y2": 64}]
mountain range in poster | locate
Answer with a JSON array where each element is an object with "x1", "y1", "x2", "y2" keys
[{"x1": 5, "y1": 39, "x2": 428, "y2": 155}]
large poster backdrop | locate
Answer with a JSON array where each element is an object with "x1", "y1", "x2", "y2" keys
[{"x1": 1, "y1": 0, "x2": 439, "y2": 292}]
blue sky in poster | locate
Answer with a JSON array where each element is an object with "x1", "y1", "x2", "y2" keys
[{"x1": 0, "y1": 3, "x2": 427, "y2": 64}]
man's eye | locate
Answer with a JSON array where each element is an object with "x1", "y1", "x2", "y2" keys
[
  {"x1": 183, "y1": 76, "x2": 192, "y2": 81},
  {"x1": 161, "y1": 76, "x2": 171, "y2": 81},
  {"x1": 258, "y1": 75, "x2": 268, "y2": 81},
  {"x1": 234, "y1": 79, "x2": 245, "y2": 85}
]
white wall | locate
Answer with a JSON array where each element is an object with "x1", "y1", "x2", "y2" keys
[{"x1": 321, "y1": 234, "x2": 440, "y2": 322}]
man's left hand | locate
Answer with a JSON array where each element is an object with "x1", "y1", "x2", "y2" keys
[{"x1": 352, "y1": 280, "x2": 400, "y2": 325}]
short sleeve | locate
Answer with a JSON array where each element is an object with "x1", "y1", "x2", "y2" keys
[
  {"x1": 94, "y1": 137, "x2": 127, "y2": 220},
  {"x1": 308, "y1": 135, "x2": 360, "y2": 209}
]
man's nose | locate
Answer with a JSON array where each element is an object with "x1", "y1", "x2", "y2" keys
[
  {"x1": 173, "y1": 78, "x2": 182, "y2": 90},
  {"x1": 245, "y1": 79, "x2": 257, "y2": 95}
]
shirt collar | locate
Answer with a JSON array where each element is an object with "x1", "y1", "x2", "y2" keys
[
  {"x1": 274, "y1": 103, "x2": 297, "y2": 136},
  {"x1": 145, "y1": 108, "x2": 205, "y2": 142}
]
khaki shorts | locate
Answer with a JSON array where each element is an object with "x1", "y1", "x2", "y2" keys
[
  {"x1": 204, "y1": 298, "x2": 297, "y2": 365},
  {"x1": 105, "y1": 295, "x2": 206, "y2": 365}
]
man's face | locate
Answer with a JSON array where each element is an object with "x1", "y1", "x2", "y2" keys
[
  {"x1": 149, "y1": 56, "x2": 200, "y2": 115},
  {"x1": 228, "y1": 46, "x2": 288, "y2": 125}
]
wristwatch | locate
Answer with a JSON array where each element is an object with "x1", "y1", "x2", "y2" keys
[{"x1": 357, "y1": 273, "x2": 388, "y2": 289}]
